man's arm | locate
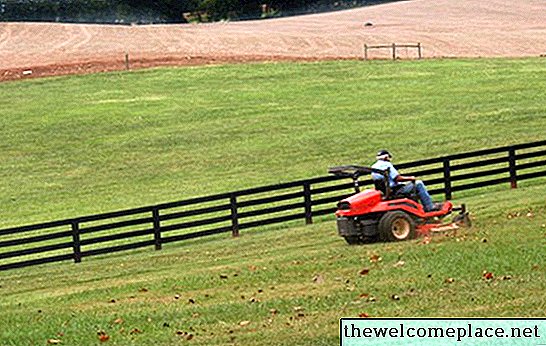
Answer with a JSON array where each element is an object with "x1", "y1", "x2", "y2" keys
[
  {"x1": 395, "y1": 174, "x2": 416, "y2": 182},
  {"x1": 389, "y1": 163, "x2": 417, "y2": 183}
]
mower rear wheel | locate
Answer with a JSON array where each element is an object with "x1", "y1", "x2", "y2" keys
[
  {"x1": 343, "y1": 236, "x2": 363, "y2": 245},
  {"x1": 378, "y1": 211, "x2": 416, "y2": 242}
]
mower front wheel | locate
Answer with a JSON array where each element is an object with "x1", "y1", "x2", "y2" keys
[{"x1": 378, "y1": 211, "x2": 416, "y2": 242}]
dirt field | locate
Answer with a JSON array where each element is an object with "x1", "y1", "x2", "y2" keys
[{"x1": 1, "y1": 0, "x2": 545, "y2": 81}]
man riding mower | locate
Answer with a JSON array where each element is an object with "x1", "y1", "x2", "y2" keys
[{"x1": 328, "y1": 151, "x2": 470, "y2": 244}]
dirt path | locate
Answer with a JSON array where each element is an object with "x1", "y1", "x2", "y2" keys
[{"x1": 1, "y1": 0, "x2": 545, "y2": 81}]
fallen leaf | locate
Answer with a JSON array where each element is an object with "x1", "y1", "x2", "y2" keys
[
  {"x1": 359, "y1": 313, "x2": 370, "y2": 318},
  {"x1": 483, "y1": 272, "x2": 494, "y2": 280},
  {"x1": 113, "y1": 318, "x2": 124, "y2": 325},
  {"x1": 359, "y1": 268, "x2": 370, "y2": 276},
  {"x1": 47, "y1": 339, "x2": 61, "y2": 345},
  {"x1": 248, "y1": 265, "x2": 257, "y2": 271},
  {"x1": 130, "y1": 328, "x2": 142, "y2": 335},
  {"x1": 393, "y1": 260, "x2": 405, "y2": 268},
  {"x1": 239, "y1": 320, "x2": 251, "y2": 327},
  {"x1": 369, "y1": 254, "x2": 382, "y2": 263},
  {"x1": 97, "y1": 331, "x2": 109, "y2": 342},
  {"x1": 358, "y1": 293, "x2": 369, "y2": 299},
  {"x1": 312, "y1": 274, "x2": 324, "y2": 284},
  {"x1": 185, "y1": 334, "x2": 194, "y2": 341},
  {"x1": 445, "y1": 277, "x2": 455, "y2": 283}
]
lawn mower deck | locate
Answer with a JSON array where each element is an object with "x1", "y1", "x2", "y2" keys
[{"x1": 329, "y1": 165, "x2": 471, "y2": 244}]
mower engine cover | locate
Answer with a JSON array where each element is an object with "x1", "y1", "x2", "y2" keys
[{"x1": 335, "y1": 189, "x2": 382, "y2": 217}]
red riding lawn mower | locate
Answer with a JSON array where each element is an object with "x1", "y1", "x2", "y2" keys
[{"x1": 328, "y1": 165, "x2": 471, "y2": 244}]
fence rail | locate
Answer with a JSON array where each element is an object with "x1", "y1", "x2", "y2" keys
[
  {"x1": 1, "y1": 140, "x2": 546, "y2": 271},
  {"x1": 364, "y1": 42, "x2": 422, "y2": 60}
]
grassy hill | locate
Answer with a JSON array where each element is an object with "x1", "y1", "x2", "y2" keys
[
  {"x1": 0, "y1": 58, "x2": 545, "y2": 345},
  {"x1": 0, "y1": 58, "x2": 545, "y2": 228},
  {"x1": 0, "y1": 185, "x2": 544, "y2": 345}
]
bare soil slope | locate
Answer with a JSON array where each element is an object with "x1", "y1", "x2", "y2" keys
[{"x1": 1, "y1": 0, "x2": 545, "y2": 80}]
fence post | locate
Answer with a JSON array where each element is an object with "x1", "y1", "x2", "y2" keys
[
  {"x1": 152, "y1": 208, "x2": 162, "y2": 250},
  {"x1": 71, "y1": 221, "x2": 81, "y2": 263},
  {"x1": 417, "y1": 42, "x2": 422, "y2": 59},
  {"x1": 125, "y1": 53, "x2": 130, "y2": 70},
  {"x1": 303, "y1": 182, "x2": 313, "y2": 225},
  {"x1": 508, "y1": 147, "x2": 518, "y2": 189},
  {"x1": 230, "y1": 194, "x2": 239, "y2": 237},
  {"x1": 443, "y1": 159, "x2": 452, "y2": 200},
  {"x1": 392, "y1": 43, "x2": 396, "y2": 60},
  {"x1": 364, "y1": 44, "x2": 368, "y2": 60}
]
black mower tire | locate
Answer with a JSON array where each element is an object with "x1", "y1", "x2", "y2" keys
[
  {"x1": 343, "y1": 236, "x2": 362, "y2": 245},
  {"x1": 378, "y1": 211, "x2": 416, "y2": 242}
]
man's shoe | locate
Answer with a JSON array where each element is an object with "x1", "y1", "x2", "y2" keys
[
  {"x1": 426, "y1": 203, "x2": 444, "y2": 212},
  {"x1": 431, "y1": 203, "x2": 444, "y2": 211}
]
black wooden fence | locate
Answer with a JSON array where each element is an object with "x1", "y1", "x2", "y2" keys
[{"x1": 1, "y1": 140, "x2": 545, "y2": 271}]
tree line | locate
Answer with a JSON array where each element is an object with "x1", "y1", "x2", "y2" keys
[{"x1": 0, "y1": 0, "x2": 397, "y2": 24}]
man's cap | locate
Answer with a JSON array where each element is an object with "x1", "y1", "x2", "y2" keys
[{"x1": 376, "y1": 149, "x2": 392, "y2": 159}]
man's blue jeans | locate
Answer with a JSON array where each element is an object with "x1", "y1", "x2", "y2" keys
[{"x1": 395, "y1": 180, "x2": 434, "y2": 211}]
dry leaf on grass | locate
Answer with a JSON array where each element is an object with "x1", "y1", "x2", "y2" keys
[
  {"x1": 97, "y1": 331, "x2": 109, "y2": 342},
  {"x1": 393, "y1": 260, "x2": 405, "y2": 268},
  {"x1": 47, "y1": 339, "x2": 61, "y2": 345},
  {"x1": 312, "y1": 274, "x2": 324, "y2": 284},
  {"x1": 369, "y1": 254, "x2": 382, "y2": 263},
  {"x1": 483, "y1": 271, "x2": 494, "y2": 280},
  {"x1": 359, "y1": 268, "x2": 370, "y2": 275}
]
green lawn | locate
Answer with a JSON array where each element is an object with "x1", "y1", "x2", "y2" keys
[
  {"x1": 0, "y1": 58, "x2": 545, "y2": 228},
  {"x1": 0, "y1": 58, "x2": 545, "y2": 345},
  {"x1": 0, "y1": 184, "x2": 544, "y2": 345}
]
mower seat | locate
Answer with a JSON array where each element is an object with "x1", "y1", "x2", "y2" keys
[{"x1": 373, "y1": 179, "x2": 388, "y2": 195}]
